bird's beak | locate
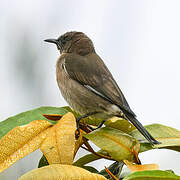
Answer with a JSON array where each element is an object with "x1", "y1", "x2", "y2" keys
[{"x1": 44, "y1": 39, "x2": 58, "y2": 44}]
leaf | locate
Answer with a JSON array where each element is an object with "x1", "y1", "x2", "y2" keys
[
  {"x1": 42, "y1": 114, "x2": 63, "y2": 121},
  {"x1": 82, "y1": 166, "x2": 99, "y2": 173},
  {"x1": 19, "y1": 164, "x2": 107, "y2": 180},
  {"x1": 124, "y1": 160, "x2": 159, "y2": 172},
  {"x1": 123, "y1": 170, "x2": 180, "y2": 180},
  {"x1": 74, "y1": 153, "x2": 102, "y2": 167},
  {"x1": 104, "y1": 166, "x2": 119, "y2": 180},
  {"x1": 99, "y1": 161, "x2": 124, "y2": 179},
  {"x1": 0, "y1": 106, "x2": 68, "y2": 139},
  {"x1": 74, "y1": 150, "x2": 110, "y2": 168},
  {"x1": 84, "y1": 127, "x2": 140, "y2": 162},
  {"x1": 40, "y1": 112, "x2": 76, "y2": 165},
  {"x1": 105, "y1": 117, "x2": 135, "y2": 133},
  {"x1": 130, "y1": 124, "x2": 180, "y2": 152},
  {"x1": 119, "y1": 167, "x2": 131, "y2": 179},
  {"x1": 38, "y1": 155, "x2": 49, "y2": 168},
  {"x1": 40, "y1": 126, "x2": 60, "y2": 164},
  {"x1": 0, "y1": 120, "x2": 52, "y2": 173}
]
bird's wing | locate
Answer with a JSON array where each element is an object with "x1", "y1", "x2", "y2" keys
[{"x1": 63, "y1": 53, "x2": 136, "y2": 117}]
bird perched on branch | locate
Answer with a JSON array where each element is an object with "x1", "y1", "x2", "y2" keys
[{"x1": 45, "y1": 31, "x2": 160, "y2": 145}]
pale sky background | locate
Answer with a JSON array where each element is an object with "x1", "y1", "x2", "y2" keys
[{"x1": 0, "y1": 0, "x2": 180, "y2": 179}]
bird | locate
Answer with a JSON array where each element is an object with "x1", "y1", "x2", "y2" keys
[{"x1": 44, "y1": 31, "x2": 160, "y2": 145}]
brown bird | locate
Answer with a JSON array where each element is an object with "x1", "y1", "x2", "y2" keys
[{"x1": 45, "y1": 31, "x2": 160, "y2": 145}]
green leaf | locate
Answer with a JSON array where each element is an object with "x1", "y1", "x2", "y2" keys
[
  {"x1": 123, "y1": 170, "x2": 180, "y2": 180},
  {"x1": 0, "y1": 106, "x2": 68, "y2": 139},
  {"x1": 73, "y1": 153, "x2": 102, "y2": 167},
  {"x1": 105, "y1": 117, "x2": 135, "y2": 133},
  {"x1": 81, "y1": 166, "x2": 99, "y2": 173},
  {"x1": 84, "y1": 127, "x2": 140, "y2": 162},
  {"x1": 38, "y1": 155, "x2": 49, "y2": 168},
  {"x1": 130, "y1": 124, "x2": 180, "y2": 152},
  {"x1": 99, "y1": 161, "x2": 124, "y2": 179},
  {"x1": 73, "y1": 150, "x2": 108, "y2": 167}
]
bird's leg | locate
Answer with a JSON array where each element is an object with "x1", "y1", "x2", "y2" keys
[
  {"x1": 76, "y1": 111, "x2": 99, "y2": 126},
  {"x1": 75, "y1": 111, "x2": 98, "y2": 138}
]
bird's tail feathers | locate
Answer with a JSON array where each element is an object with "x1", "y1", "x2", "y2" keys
[{"x1": 125, "y1": 114, "x2": 161, "y2": 145}]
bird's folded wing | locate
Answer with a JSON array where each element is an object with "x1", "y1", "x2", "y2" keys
[{"x1": 63, "y1": 53, "x2": 136, "y2": 117}]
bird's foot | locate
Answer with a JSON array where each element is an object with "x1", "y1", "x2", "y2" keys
[{"x1": 75, "y1": 112, "x2": 98, "y2": 139}]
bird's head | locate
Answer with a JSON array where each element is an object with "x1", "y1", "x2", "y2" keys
[{"x1": 44, "y1": 31, "x2": 95, "y2": 55}]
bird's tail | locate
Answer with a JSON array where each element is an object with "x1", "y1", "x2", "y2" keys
[{"x1": 124, "y1": 114, "x2": 161, "y2": 145}]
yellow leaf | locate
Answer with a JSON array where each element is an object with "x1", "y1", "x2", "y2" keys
[
  {"x1": 124, "y1": 160, "x2": 159, "y2": 172},
  {"x1": 0, "y1": 120, "x2": 52, "y2": 173},
  {"x1": 19, "y1": 164, "x2": 107, "y2": 180},
  {"x1": 40, "y1": 112, "x2": 76, "y2": 165},
  {"x1": 39, "y1": 126, "x2": 60, "y2": 164}
]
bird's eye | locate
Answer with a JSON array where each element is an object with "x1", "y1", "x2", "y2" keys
[
  {"x1": 60, "y1": 36, "x2": 69, "y2": 45},
  {"x1": 65, "y1": 35, "x2": 72, "y2": 41},
  {"x1": 58, "y1": 35, "x2": 71, "y2": 46},
  {"x1": 61, "y1": 38, "x2": 66, "y2": 44}
]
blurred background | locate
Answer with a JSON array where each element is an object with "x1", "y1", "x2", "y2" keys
[{"x1": 1, "y1": 0, "x2": 180, "y2": 179}]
